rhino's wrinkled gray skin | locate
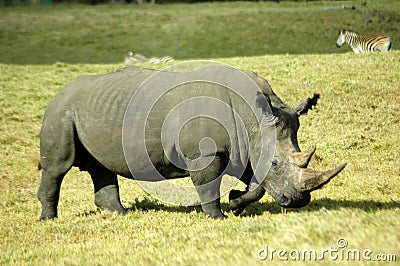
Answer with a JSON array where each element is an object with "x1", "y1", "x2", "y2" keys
[{"x1": 38, "y1": 65, "x2": 346, "y2": 220}]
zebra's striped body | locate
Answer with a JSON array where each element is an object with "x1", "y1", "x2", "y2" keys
[
  {"x1": 124, "y1": 50, "x2": 174, "y2": 64},
  {"x1": 336, "y1": 29, "x2": 392, "y2": 53}
]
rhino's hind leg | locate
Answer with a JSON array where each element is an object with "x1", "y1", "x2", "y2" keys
[
  {"x1": 190, "y1": 157, "x2": 227, "y2": 219},
  {"x1": 38, "y1": 116, "x2": 76, "y2": 221},
  {"x1": 88, "y1": 162, "x2": 126, "y2": 215},
  {"x1": 38, "y1": 170, "x2": 69, "y2": 220}
]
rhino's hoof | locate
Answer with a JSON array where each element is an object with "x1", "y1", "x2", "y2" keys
[
  {"x1": 118, "y1": 208, "x2": 128, "y2": 216},
  {"x1": 95, "y1": 185, "x2": 126, "y2": 215},
  {"x1": 38, "y1": 209, "x2": 57, "y2": 221},
  {"x1": 229, "y1": 189, "x2": 246, "y2": 215},
  {"x1": 230, "y1": 199, "x2": 245, "y2": 216},
  {"x1": 231, "y1": 207, "x2": 245, "y2": 216},
  {"x1": 39, "y1": 215, "x2": 57, "y2": 222},
  {"x1": 207, "y1": 213, "x2": 228, "y2": 220}
]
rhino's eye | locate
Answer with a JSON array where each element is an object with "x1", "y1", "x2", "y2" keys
[{"x1": 271, "y1": 159, "x2": 278, "y2": 168}]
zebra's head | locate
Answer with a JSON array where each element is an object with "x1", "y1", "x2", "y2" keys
[{"x1": 336, "y1": 29, "x2": 347, "y2": 48}]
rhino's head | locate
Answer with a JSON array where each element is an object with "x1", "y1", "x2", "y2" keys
[{"x1": 256, "y1": 93, "x2": 346, "y2": 208}]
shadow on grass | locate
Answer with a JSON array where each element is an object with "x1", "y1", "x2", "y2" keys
[
  {"x1": 238, "y1": 199, "x2": 400, "y2": 217},
  {"x1": 122, "y1": 197, "x2": 400, "y2": 217},
  {"x1": 125, "y1": 197, "x2": 203, "y2": 215}
]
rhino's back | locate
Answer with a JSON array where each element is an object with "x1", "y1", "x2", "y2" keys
[
  {"x1": 48, "y1": 66, "x2": 155, "y2": 118},
  {"x1": 45, "y1": 67, "x2": 157, "y2": 176}
]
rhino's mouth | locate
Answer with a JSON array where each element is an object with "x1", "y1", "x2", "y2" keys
[
  {"x1": 277, "y1": 192, "x2": 311, "y2": 208},
  {"x1": 277, "y1": 194, "x2": 291, "y2": 206},
  {"x1": 266, "y1": 147, "x2": 346, "y2": 209},
  {"x1": 264, "y1": 182, "x2": 311, "y2": 209}
]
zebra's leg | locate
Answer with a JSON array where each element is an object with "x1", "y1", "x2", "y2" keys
[
  {"x1": 387, "y1": 42, "x2": 392, "y2": 51},
  {"x1": 353, "y1": 48, "x2": 360, "y2": 54}
]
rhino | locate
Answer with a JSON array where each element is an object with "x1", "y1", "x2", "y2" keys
[{"x1": 38, "y1": 64, "x2": 346, "y2": 220}]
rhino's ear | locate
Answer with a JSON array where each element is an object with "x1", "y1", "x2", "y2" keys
[{"x1": 293, "y1": 93, "x2": 320, "y2": 116}]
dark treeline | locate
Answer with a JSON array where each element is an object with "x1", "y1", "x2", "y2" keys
[{"x1": 2, "y1": 0, "x2": 342, "y2": 6}]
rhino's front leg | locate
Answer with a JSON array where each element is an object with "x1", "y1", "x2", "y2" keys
[
  {"x1": 229, "y1": 184, "x2": 266, "y2": 216},
  {"x1": 190, "y1": 157, "x2": 227, "y2": 219},
  {"x1": 228, "y1": 164, "x2": 266, "y2": 216}
]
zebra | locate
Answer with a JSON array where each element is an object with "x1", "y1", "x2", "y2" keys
[
  {"x1": 336, "y1": 29, "x2": 392, "y2": 53},
  {"x1": 124, "y1": 50, "x2": 174, "y2": 64}
]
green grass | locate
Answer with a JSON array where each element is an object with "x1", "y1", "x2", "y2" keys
[
  {"x1": 1, "y1": 1, "x2": 400, "y2": 265},
  {"x1": 0, "y1": 1, "x2": 399, "y2": 64}
]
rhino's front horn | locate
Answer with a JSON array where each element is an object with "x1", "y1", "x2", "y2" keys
[
  {"x1": 296, "y1": 163, "x2": 347, "y2": 192},
  {"x1": 290, "y1": 146, "x2": 316, "y2": 168}
]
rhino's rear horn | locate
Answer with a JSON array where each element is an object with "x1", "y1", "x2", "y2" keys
[
  {"x1": 289, "y1": 146, "x2": 316, "y2": 168},
  {"x1": 297, "y1": 163, "x2": 347, "y2": 192}
]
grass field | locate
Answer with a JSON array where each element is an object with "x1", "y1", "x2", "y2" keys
[
  {"x1": 0, "y1": 0, "x2": 399, "y2": 63},
  {"x1": 1, "y1": 1, "x2": 399, "y2": 265}
]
